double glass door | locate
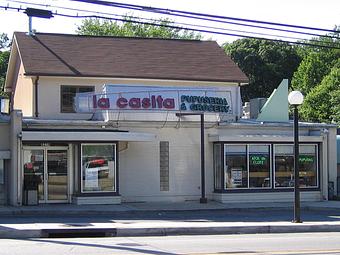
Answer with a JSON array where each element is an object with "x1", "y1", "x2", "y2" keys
[{"x1": 23, "y1": 147, "x2": 69, "y2": 203}]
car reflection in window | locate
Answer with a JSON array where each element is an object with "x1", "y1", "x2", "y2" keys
[{"x1": 84, "y1": 159, "x2": 109, "y2": 178}]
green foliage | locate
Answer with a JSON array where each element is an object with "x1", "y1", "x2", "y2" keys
[
  {"x1": 0, "y1": 33, "x2": 10, "y2": 97},
  {"x1": 299, "y1": 63, "x2": 340, "y2": 125},
  {"x1": 291, "y1": 28, "x2": 340, "y2": 94},
  {"x1": 291, "y1": 52, "x2": 330, "y2": 94},
  {"x1": 0, "y1": 33, "x2": 10, "y2": 49},
  {"x1": 77, "y1": 17, "x2": 202, "y2": 40},
  {"x1": 291, "y1": 27, "x2": 340, "y2": 124},
  {"x1": 224, "y1": 39, "x2": 301, "y2": 101}
]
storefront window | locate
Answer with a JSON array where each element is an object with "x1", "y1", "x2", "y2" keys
[
  {"x1": 81, "y1": 144, "x2": 116, "y2": 193},
  {"x1": 216, "y1": 143, "x2": 319, "y2": 192},
  {"x1": 274, "y1": 144, "x2": 318, "y2": 188},
  {"x1": 249, "y1": 145, "x2": 271, "y2": 188},
  {"x1": 213, "y1": 144, "x2": 222, "y2": 190},
  {"x1": 225, "y1": 145, "x2": 248, "y2": 189},
  {"x1": 274, "y1": 145, "x2": 294, "y2": 188},
  {"x1": 299, "y1": 145, "x2": 318, "y2": 187}
]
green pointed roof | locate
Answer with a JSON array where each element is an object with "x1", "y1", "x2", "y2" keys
[{"x1": 257, "y1": 79, "x2": 289, "y2": 122}]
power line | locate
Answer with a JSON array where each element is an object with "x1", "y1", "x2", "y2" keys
[
  {"x1": 1, "y1": 4, "x2": 339, "y2": 49},
  {"x1": 67, "y1": 0, "x2": 339, "y2": 34},
  {"x1": 54, "y1": 12, "x2": 340, "y2": 49},
  {"x1": 2, "y1": 0, "x2": 339, "y2": 40},
  {"x1": 1, "y1": 0, "x2": 325, "y2": 42},
  {"x1": 63, "y1": 0, "x2": 340, "y2": 39}
]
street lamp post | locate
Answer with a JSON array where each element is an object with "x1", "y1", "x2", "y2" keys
[{"x1": 288, "y1": 91, "x2": 304, "y2": 223}]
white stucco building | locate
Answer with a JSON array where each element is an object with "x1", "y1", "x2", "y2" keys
[{"x1": 1, "y1": 32, "x2": 337, "y2": 206}]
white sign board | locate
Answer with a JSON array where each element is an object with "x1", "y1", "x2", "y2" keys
[
  {"x1": 85, "y1": 168, "x2": 99, "y2": 188},
  {"x1": 75, "y1": 85, "x2": 233, "y2": 115}
]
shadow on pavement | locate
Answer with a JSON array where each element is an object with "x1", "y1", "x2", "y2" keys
[{"x1": 30, "y1": 238, "x2": 179, "y2": 255}]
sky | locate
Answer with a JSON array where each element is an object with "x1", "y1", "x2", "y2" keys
[{"x1": 0, "y1": 0, "x2": 339, "y2": 44}]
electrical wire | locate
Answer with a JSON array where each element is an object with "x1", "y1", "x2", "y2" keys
[
  {"x1": 0, "y1": 0, "x2": 312, "y2": 41},
  {"x1": 67, "y1": 0, "x2": 339, "y2": 34},
  {"x1": 1, "y1": 4, "x2": 339, "y2": 49},
  {"x1": 54, "y1": 12, "x2": 340, "y2": 49},
  {"x1": 2, "y1": 0, "x2": 339, "y2": 40}
]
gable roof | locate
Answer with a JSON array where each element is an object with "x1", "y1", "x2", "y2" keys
[{"x1": 12, "y1": 32, "x2": 248, "y2": 83}]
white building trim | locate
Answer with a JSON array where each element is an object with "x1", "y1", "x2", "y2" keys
[
  {"x1": 208, "y1": 134, "x2": 323, "y2": 142},
  {"x1": 21, "y1": 131, "x2": 156, "y2": 142}
]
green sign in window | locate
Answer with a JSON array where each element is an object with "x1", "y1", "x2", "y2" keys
[
  {"x1": 250, "y1": 155, "x2": 267, "y2": 165},
  {"x1": 299, "y1": 155, "x2": 314, "y2": 163}
]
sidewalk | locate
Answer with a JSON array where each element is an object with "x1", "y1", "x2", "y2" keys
[{"x1": 1, "y1": 200, "x2": 340, "y2": 238}]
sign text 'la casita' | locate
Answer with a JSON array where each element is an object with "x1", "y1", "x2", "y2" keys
[
  {"x1": 91, "y1": 91, "x2": 231, "y2": 114},
  {"x1": 93, "y1": 95, "x2": 175, "y2": 110}
]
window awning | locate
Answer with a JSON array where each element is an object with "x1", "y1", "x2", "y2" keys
[
  {"x1": 21, "y1": 131, "x2": 156, "y2": 142},
  {"x1": 208, "y1": 134, "x2": 323, "y2": 142}
]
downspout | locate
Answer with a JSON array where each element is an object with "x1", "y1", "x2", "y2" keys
[
  {"x1": 17, "y1": 132, "x2": 22, "y2": 205},
  {"x1": 236, "y1": 83, "x2": 241, "y2": 121},
  {"x1": 34, "y1": 76, "x2": 39, "y2": 118}
]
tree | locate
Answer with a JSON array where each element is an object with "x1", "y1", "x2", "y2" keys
[
  {"x1": 224, "y1": 39, "x2": 301, "y2": 101},
  {"x1": 299, "y1": 62, "x2": 340, "y2": 125},
  {"x1": 291, "y1": 28, "x2": 340, "y2": 94},
  {"x1": 77, "y1": 17, "x2": 202, "y2": 40},
  {"x1": 290, "y1": 27, "x2": 340, "y2": 124},
  {"x1": 0, "y1": 33, "x2": 10, "y2": 97}
]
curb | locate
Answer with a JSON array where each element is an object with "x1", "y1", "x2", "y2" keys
[{"x1": 2, "y1": 223, "x2": 340, "y2": 239}]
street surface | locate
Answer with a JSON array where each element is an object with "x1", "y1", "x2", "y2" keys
[{"x1": 1, "y1": 232, "x2": 340, "y2": 255}]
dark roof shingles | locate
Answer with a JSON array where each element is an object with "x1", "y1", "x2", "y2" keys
[{"x1": 14, "y1": 32, "x2": 248, "y2": 83}]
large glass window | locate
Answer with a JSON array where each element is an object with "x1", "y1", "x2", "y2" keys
[
  {"x1": 298, "y1": 145, "x2": 318, "y2": 187},
  {"x1": 274, "y1": 145, "x2": 294, "y2": 188},
  {"x1": 217, "y1": 143, "x2": 319, "y2": 191},
  {"x1": 81, "y1": 144, "x2": 116, "y2": 193},
  {"x1": 61, "y1": 86, "x2": 94, "y2": 113},
  {"x1": 249, "y1": 145, "x2": 271, "y2": 188},
  {"x1": 225, "y1": 145, "x2": 248, "y2": 189},
  {"x1": 274, "y1": 144, "x2": 318, "y2": 188}
]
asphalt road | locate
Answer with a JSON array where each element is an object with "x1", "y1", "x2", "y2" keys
[{"x1": 1, "y1": 232, "x2": 340, "y2": 255}]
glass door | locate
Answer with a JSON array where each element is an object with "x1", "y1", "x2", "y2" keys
[
  {"x1": 47, "y1": 150, "x2": 68, "y2": 202},
  {"x1": 23, "y1": 147, "x2": 69, "y2": 203},
  {"x1": 23, "y1": 149, "x2": 45, "y2": 201}
]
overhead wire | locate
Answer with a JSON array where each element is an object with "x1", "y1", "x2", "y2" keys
[
  {"x1": 67, "y1": 0, "x2": 339, "y2": 34},
  {"x1": 2, "y1": 0, "x2": 339, "y2": 40},
  {"x1": 52, "y1": 12, "x2": 340, "y2": 49},
  {"x1": 0, "y1": 0, "x2": 315, "y2": 41},
  {"x1": 0, "y1": 3, "x2": 339, "y2": 49}
]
